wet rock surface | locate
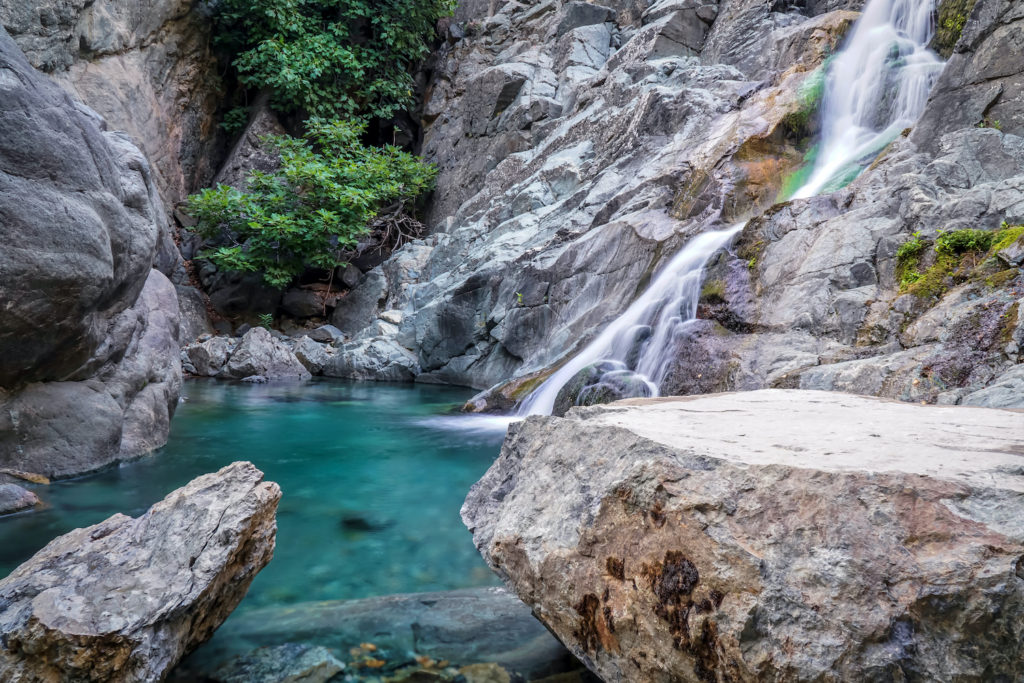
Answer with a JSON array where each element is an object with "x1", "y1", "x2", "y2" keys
[
  {"x1": 464, "y1": 390, "x2": 1024, "y2": 681},
  {"x1": 0, "y1": 462, "x2": 281, "y2": 682}
]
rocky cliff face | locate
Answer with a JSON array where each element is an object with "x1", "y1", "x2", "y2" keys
[
  {"x1": 0, "y1": 0, "x2": 224, "y2": 213},
  {"x1": 0, "y1": 27, "x2": 182, "y2": 479},
  {"x1": 464, "y1": 391, "x2": 1024, "y2": 680},
  {"x1": 0, "y1": 461, "x2": 280, "y2": 682},
  {"x1": 331, "y1": 0, "x2": 1023, "y2": 410},
  {"x1": 330, "y1": 0, "x2": 860, "y2": 389}
]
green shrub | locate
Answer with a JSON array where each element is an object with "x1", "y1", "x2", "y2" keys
[
  {"x1": 934, "y1": 228, "x2": 996, "y2": 256},
  {"x1": 185, "y1": 118, "x2": 437, "y2": 288},
  {"x1": 214, "y1": 0, "x2": 456, "y2": 120}
]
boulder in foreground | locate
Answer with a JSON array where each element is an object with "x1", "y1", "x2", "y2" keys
[
  {"x1": 0, "y1": 462, "x2": 280, "y2": 682},
  {"x1": 464, "y1": 390, "x2": 1024, "y2": 681}
]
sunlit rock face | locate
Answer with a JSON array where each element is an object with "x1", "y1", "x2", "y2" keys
[
  {"x1": 464, "y1": 390, "x2": 1024, "y2": 681},
  {"x1": 0, "y1": 462, "x2": 280, "y2": 682},
  {"x1": 0, "y1": 27, "x2": 181, "y2": 479}
]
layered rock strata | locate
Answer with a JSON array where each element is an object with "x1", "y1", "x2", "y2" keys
[{"x1": 464, "y1": 390, "x2": 1024, "y2": 681}]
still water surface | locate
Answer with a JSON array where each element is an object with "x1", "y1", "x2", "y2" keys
[{"x1": 0, "y1": 379, "x2": 505, "y2": 609}]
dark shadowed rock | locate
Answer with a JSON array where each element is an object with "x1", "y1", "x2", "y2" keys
[
  {"x1": 0, "y1": 462, "x2": 280, "y2": 682},
  {"x1": 465, "y1": 391, "x2": 1024, "y2": 681},
  {"x1": 211, "y1": 643, "x2": 344, "y2": 683}
]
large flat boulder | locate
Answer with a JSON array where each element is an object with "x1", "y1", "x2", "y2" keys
[
  {"x1": 464, "y1": 390, "x2": 1024, "y2": 681},
  {"x1": 0, "y1": 462, "x2": 281, "y2": 682}
]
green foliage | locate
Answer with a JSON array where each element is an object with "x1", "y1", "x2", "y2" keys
[
  {"x1": 213, "y1": 0, "x2": 456, "y2": 120},
  {"x1": 257, "y1": 313, "x2": 274, "y2": 329},
  {"x1": 977, "y1": 117, "x2": 1002, "y2": 131},
  {"x1": 897, "y1": 225, "x2": 1024, "y2": 301},
  {"x1": 221, "y1": 106, "x2": 250, "y2": 136},
  {"x1": 186, "y1": 118, "x2": 437, "y2": 288},
  {"x1": 992, "y1": 223, "x2": 1024, "y2": 251},
  {"x1": 895, "y1": 231, "x2": 927, "y2": 287},
  {"x1": 935, "y1": 228, "x2": 996, "y2": 256}
]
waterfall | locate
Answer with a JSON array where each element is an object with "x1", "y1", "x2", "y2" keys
[
  {"x1": 517, "y1": 225, "x2": 743, "y2": 416},
  {"x1": 792, "y1": 0, "x2": 943, "y2": 198},
  {"x1": 517, "y1": 0, "x2": 942, "y2": 417}
]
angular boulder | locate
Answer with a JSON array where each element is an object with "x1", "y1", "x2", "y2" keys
[
  {"x1": 219, "y1": 328, "x2": 311, "y2": 381},
  {"x1": 0, "y1": 462, "x2": 280, "y2": 682},
  {"x1": 464, "y1": 390, "x2": 1024, "y2": 681}
]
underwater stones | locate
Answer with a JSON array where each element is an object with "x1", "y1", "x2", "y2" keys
[
  {"x1": 172, "y1": 588, "x2": 586, "y2": 682},
  {"x1": 464, "y1": 390, "x2": 1024, "y2": 681},
  {"x1": 210, "y1": 643, "x2": 344, "y2": 683},
  {"x1": 0, "y1": 484, "x2": 38, "y2": 515},
  {"x1": 0, "y1": 462, "x2": 280, "y2": 682}
]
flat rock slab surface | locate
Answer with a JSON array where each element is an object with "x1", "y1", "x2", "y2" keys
[
  {"x1": 464, "y1": 390, "x2": 1024, "y2": 682},
  {"x1": 605, "y1": 390, "x2": 1024, "y2": 489}
]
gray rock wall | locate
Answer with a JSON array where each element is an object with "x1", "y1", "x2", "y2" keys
[
  {"x1": 337, "y1": 0, "x2": 857, "y2": 391},
  {"x1": 332, "y1": 0, "x2": 1024, "y2": 411},
  {"x1": 0, "y1": 0, "x2": 224, "y2": 212},
  {"x1": 0, "y1": 27, "x2": 182, "y2": 479}
]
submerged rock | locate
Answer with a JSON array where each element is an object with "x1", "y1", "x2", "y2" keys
[
  {"x1": 211, "y1": 643, "x2": 343, "y2": 683},
  {"x1": 0, "y1": 484, "x2": 38, "y2": 516},
  {"x1": 172, "y1": 587, "x2": 586, "y2": 681},
  {"x1": 0, "y1": 462, "x2": 280, "y2": 682},
  {"x1": 464, "y1": 390, "x2": 1024, "y2": 681}
]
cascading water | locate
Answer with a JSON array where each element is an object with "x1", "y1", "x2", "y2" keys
[
  {"x1": 792, "y1": 0, "x2": 943, "y2": 198},
  {"x1": 517, "y1": 225, "x2": 743, "y2": 416},
  {"x1": 517, "y1": 0, "x2": 943, "y2": 417}
]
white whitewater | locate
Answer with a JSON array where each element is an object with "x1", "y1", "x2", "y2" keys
[
  {"x1": 517, "y1": 225, "x2": 743, "y2": 416},
  {"x1": 517, "y1": 0, "x2": 941, "y2": 417},
  {"x1": 792, "y1": 0, "x2": 942, "y2": 198}
]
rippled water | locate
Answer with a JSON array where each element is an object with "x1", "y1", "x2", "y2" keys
[{"x1": 0, "y1": 379, "x2": 505, "y2": 607}]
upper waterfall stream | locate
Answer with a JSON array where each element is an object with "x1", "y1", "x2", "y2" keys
[{"x1": 518, "y1": 0, "x2": 942, "y2": 417}]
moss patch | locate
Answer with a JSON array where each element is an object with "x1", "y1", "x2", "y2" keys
[
  {"x1": 931, "y1": 0, "x2": 977, "y2": 58},
  {"x1": 897, "y1": 225, "x2": 1024, "y2": 302}
]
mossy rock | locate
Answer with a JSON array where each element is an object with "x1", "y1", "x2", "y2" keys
[{"x1": 930, "y1": 0, "x2": 977, "y2": 59}]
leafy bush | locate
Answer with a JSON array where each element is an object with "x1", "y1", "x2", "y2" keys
[
  {"x1": 214, "y1": 0, "x2": 456, "y2": 120},
  {"x1": 934, "y1": 229, "x2": 996, "y2": 256},
  {"x1": 185, "y1": 118, "x2": 437, "y2": 288}
]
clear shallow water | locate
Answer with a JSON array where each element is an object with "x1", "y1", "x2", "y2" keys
[{"x1": 0, "y1": 379, "x2": 505, "y2": 608}]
